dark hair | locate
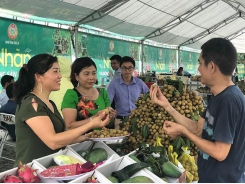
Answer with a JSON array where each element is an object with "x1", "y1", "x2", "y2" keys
[
  {"x1": 177, "y1": 67, "x2": 183, "y2": 75},
  {"x1": 70, "y1": 57, "x2": 97, "y2": 87},
  {"x1": 14, "y1": 54, "x2": 58, "y2": 104},
  {"x1": 1, "y1": 75, "x2": 14, "y2": 87},
  {"x1": 6, "y1": 83, "x2": 14, "y2": 99},
  {"x1": 110, "y1": 55, "x2": 122, "y2": 63},
  {"x1": 120, "y1": 56, "x2": 135, "y2": 67},
  {"x1": 201, "y1": 38, "x2": 237, "y2": 76}
]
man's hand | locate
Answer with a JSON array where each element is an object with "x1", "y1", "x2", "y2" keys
[
  {"x1": 150, "y1": 85, "x2": 170, "y2": 109},
  {"x1": 163, "y1": 121, "x2": 187, "y2": 139},
  {"x1": 108, "y1": 107, "x2": 117, "y2": 119}
]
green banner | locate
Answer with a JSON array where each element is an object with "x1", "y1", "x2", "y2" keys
[
  {"x1": 237, "y1": 64, "x2": 245, "y2": 81},
  {"x1": 77, "y1": 33, "x2": 140, "y2": 84},
  {"x1": 142, "y1": 45, "x2": 177, "y2": 73},
  {"x1": 180, "y1": 51, "x2": 200, "y2": 75},
  {"x1": 0, "y1": 18, "x2": 71, "y2": 90}
]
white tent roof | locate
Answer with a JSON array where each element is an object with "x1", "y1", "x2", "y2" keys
[{"x1": 1, "y1": 0, "x2": 245, "y2": 52}]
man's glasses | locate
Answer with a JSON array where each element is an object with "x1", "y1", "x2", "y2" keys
[{"x1": 121, "y1": 67, "x2": 134, "y2": 71}]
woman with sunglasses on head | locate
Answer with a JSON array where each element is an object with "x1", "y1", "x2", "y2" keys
[
  {"x1": 107, "y1": 56, "x2": 149, "y2": 129},
  {"x1": 61, "y1": 57, "x2": 117, "y2": 131},
  {"x1": 13, "y1": 54, "x2": 109, "y2": 166}
]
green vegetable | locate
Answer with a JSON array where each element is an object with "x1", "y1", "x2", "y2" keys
[
  {"x1": 129, "y1": 155, "x2": 141, "y2": 163},
  {"x1": 134, "y1": 142, "x2": 168, "y2": 177},
  {"x1": 122, "y1": 176, "x2": 154, "y2": 183},
  {"x1": 107, "y1": 176, "x2": 118, "y2": 183},
  {"x1": 162, "y1": 161, "x2": 182, "y2": 178},
  {"x1": 112, "y1": 162, "x2": 149, "y2": 182},
  {"x1": 85, "y1": 148, "x2": 108, "y2": 164}
]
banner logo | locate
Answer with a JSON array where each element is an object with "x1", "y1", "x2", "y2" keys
[
  {"x1": 109, "y1": 40, "x2": 114, "y2": 51},
  {"x1": 7, "y1": 23, "x2": 18, "y2": 40}
]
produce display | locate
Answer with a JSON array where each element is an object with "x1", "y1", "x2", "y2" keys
[
  {"x1": 178, "y1": 150, "x2": 198, "y2": 182},
  {"x1": 128, "y1": 143, "x2": 182, "y2": 179},
  {"x1": 121, "y1": 84, "x2": 203, "y2": 155},
  {"x1": 167, "y1": 144, "x2": 198, "y2": 182},
  {"x1": 88, "y1": 128, "x2": 129, "y2": 138},
  {"x1": 115, "y1": 83, "x2": 203, "y2": 182}
]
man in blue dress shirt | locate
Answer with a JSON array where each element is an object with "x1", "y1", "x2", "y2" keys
[
  {"x1": 107, "y1": 56, "x2": 149, "y2": 129},
  {"x1": 110, "y1": 55, "x2": 122, "y2": 79}
]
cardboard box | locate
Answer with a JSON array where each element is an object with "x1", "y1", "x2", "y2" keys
[
  {"x1": 0, "y1": 161, "x2": 58, "y2": 183},
  {"x1": 96, "y1": 156, "x2": 163, "y2": 183},
  {"x1": 126, "y1": 150, "x2": 186, "y2": 183},
  {"x1": 34, "y1": 149, "x2": 86, "y2": 169},
  {"x1": 67, "y1": 141, "x2": 120, "y2": 164},
  {"x1": 69, "y1": 170, "x2": 111, "y2": 183}
]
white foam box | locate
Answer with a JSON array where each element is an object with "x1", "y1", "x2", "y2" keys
[
  {"x1": 69, "y1": 170, "x2": 111, "y2": 183},
  {"x1": 96, "y1": 156, "x2": 163, "y2": 183},
  {"x1": 126, "y1": 150, "x2": 186, "y2": 183},
  {"x1": 67, "y1": 141, "x2": 120, "y2": 164},
  {"x1": 0, "y1": 161, "x2": 59, "y2": 183},
  {"x1": 34, "y1": 149, "x2": 86, "y2": 169}
]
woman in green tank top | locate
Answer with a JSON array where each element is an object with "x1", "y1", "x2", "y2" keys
[{"x1": 61, "y1": 57, "x2": 117, "y2": 131}]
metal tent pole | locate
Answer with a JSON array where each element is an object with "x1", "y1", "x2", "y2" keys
[{"x1": 74, "y1": 25, "x2": 79, "y2": 59}]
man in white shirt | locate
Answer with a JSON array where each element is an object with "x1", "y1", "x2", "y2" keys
[
  {"x1": 110, "y1": 55, "x2": 122, "y2": 79},
  {"x1": 0, "y1": 75, "x2": 14, "y2": 107}
]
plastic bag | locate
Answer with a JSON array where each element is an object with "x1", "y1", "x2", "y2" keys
[
  {"x1": 167, "y1": 145, "x2": 184, "y2": 169},
  {"x1": 178, "y1": 147, "x2": 198, "y2": 182}
]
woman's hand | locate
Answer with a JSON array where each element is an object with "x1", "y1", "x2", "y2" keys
[
  {"x1": 150, "y1": 85, "x2": 170, "y2": 109},
  {"x1": 94, "y1": 108, "x2": 116, "y2": 119},
  {"x1": 74, "y1": 133, "x2": 90, "y2": 143},
  {"x1": 90, "y1": 111, "x2": 109, "y2": 128}
]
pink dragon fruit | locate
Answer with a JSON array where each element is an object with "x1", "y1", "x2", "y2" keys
[
  {"x1": 77, "y1": 161, "x2": 96, "y2": 173},
  {"x1": 95, "y1": 161, "x2": 105, "y2": 168},
  {"x1": 40, "y1": 161, "x2": 96, "y2": 178},
  {"x1": 17, "y1": 163, "x2": 40, "y2": 183},
  {"x1": 40, "y1": 164, "x2": 81, "y2": 177},
  {"x1": 86, "y1": 176, "x2": 99, "y2": 183},
  {"x1": 2, "y1": 175, "x2": 23, "y2": 183}
]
